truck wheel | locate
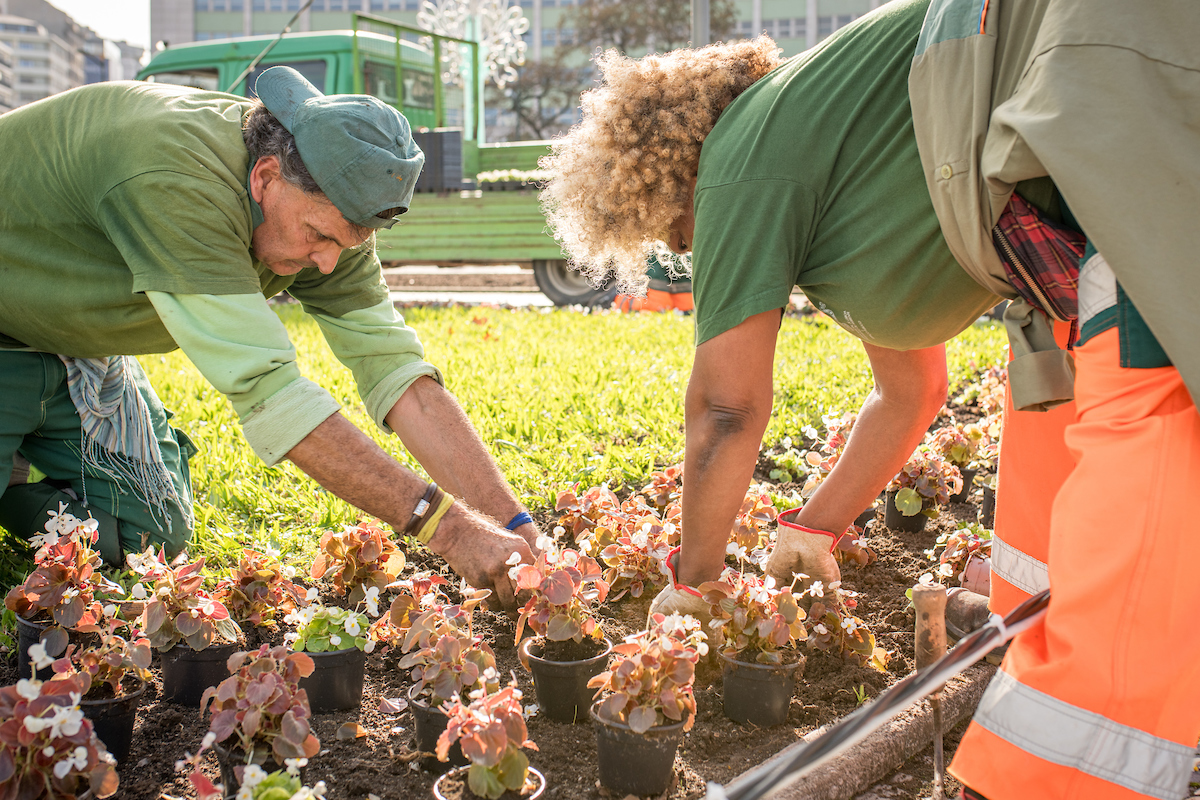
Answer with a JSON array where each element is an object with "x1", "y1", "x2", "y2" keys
[{"x1": 532, "y1": 260, "x2": 615, "y2": 306}]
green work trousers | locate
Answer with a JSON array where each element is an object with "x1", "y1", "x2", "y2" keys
[{"x1": 0, "y1": 351, "x2": 195, "y2": 564}]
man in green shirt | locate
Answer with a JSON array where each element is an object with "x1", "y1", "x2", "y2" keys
[{"x1": 0, "y1": 67, "x2": 536, "y2": 610}]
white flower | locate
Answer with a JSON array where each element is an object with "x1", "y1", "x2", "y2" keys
[
  {"x1": 843, "y1": 617, "x2": 860, "y2": 635},
  {"x1": 241, "y1": 764, "x2": 268, "y2": 788},
  {"x1": 16, "y1": 679, "x2": 42, "y2": 701},
  {"x1": 631, "y1": 530, "x2": 649, "y2": 548},
  {"x1": 764, "y1": 575, "x2": 777, "y2": 590},
  {"x1": 23, "y1": 715, "x2": 51, "y2": 734},
  {"x1": 505, "y1": 551, "x2": 523, "y2": 566},
  {"x1": 48, "y1": 705, "x2": 83, "y2": 739},
  {"x1": 201, "y1": 599, "x2": 217, "y2": 615},
  {"x1": 535, "y1": 534, "x2": 556, "y2": 553},
  {"x1": 27, "y1": 643, "x2": 55, "y2": 670},
  {"x1": 552, "y1": 525, "x2": 566, "y2": 538},
  {"x1": 939, "y1": 563, "x2": 956, "y2": 577},
  {"x1": 578, "y1": 539, "x2": 592, "y2": 555},
  {"x1": 130, "y1": 583, "x2": 148, "y2": 600},
  {"x1": 284, "y1": 758, "x2": 308, "y2": 776},
  {"x1": 362, "y1": 586, "x2": 380, "y2": 618},
  {"x1": 523, "y1": 703, "x2": 540, "y2": 717},
  {"x1": 201, "y1": 732, "x2": 217, "y2": 749},
  {"x1": 102, "y1": 603, "x2": 118, "y2": 619},
  {"x1": 344, "y1": 616, "x2": 362, "y2": 636},
  {"x1": 808, "y1": 581, "x2": 825, "y2": 598},
  {"x1": 305, "y1": 587, "x2": 319, "y2": 603},
  {"x1": 363, "y1": 638, "x2": 376, "y2": 654},
  {"x1": 42, "y1": 746, "x2": 55, "y2": 758},
  {"x1": 918, "y1": 573, "x2": 936, "y2": 586},
  {"x1": 329, "y1": 634, "x2": 342, "y2": 646},
  {"x1": 814, "y1": 623, "x2": 829, "y2": 635},
  {"x1": 662, "y1": 522, "x2": 677, "y2": 536},
  {"x1": 52, "y1": 745, "x2": 88, "y2": 779}
]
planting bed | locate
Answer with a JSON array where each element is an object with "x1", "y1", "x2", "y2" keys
[{"x1": 0, "y1": 493, "x2": 992, "y2": 800}]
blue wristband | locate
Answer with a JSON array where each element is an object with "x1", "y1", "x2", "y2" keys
[{"x1": 505, "y1": 511, "x2": 533, "y2": 530}]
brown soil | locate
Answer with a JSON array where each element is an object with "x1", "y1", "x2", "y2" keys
[{"x1": 0, "y1": 492, "x2": 991, "y2": 800}]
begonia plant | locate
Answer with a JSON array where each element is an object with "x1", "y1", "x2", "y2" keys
[
  {"x1": 699, "y1": 567, "x2": 807, "y2": 666},
  {"x1": 513, "y1": 538, "x2": 609, "y2": 645},
  {"x1": 887, "y1": 446, "x2": 963, "y2": 518},
  {"x1": 436, "y1": 683, "x2": 538, "y2": 800},
  {"x1": 588, "y1": 612, "x2": 706, "y2": 734},
  {"x1": 200, "y1": 645, "x2": 321, "y2": 767},
  {"x1": 126, "y1": 548, "x2": 240, "y2": 652},
  {"x1": 0, "y1": 673, "x2": 119, "y2": 799},
  {"x1": 310, "y1": 522, "x2": 405, "y2": 605},
  {"x1": 214, "y1": 548, "x2": 308, "y2": 629}
]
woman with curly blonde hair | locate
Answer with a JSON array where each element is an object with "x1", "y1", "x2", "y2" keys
[
  {"x1": 543, "y1": 0, "x2": 1200, "y2": 798},
  {"x1": 540, "y1": 38, "x2": 780, "y2": 294}
]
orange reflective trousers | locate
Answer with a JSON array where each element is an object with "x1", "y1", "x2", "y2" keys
[{"x1": 951, "y1": 325, "x2": 1200, "y2": 799}]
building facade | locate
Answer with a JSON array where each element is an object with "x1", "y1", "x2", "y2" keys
[
  {"x1": 156, "y1": 0, "x2": 882, "y2": 58},
  {"x1": 0, "y1": 37, "x2": 14, "y2": 111}
]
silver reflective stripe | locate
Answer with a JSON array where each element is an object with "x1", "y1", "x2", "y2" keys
[
  {"x1": 1077, "y1": 252, "x2": 1118, "y2": 330},
  {"x1": 990, "y1": 533, "x2": 1049, "y2": 595},
  {"x1": 976, "y1": 671, "x2": 1195, "y2": 799}
]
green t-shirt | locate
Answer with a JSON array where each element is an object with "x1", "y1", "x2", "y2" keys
[
  {"x1": 0, "y1": 81, "x2": 387, "y2": 357},
  {"x1": 692, "y1": 0, "x2": 998, "y2": 349}
]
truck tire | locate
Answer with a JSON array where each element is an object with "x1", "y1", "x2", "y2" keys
[{"x1": 532, "y1": 260, "x2": 616, "y2": 307}]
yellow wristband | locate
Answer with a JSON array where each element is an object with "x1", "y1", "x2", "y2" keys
[{"x1": 415, "y1": 490, "x2": 455, "y2": 545}]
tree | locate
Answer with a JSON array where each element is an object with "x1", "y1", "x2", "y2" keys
[
  {"x1": 563, "y1": 0, "x2": 739, "y2": 56},
  {"x1": 487, "y1": 55, "x2": 592, "y2": 141}
]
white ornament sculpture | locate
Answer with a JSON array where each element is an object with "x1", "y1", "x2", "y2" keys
[{"x1": 417, "y1": 0, "x2": 529, "y2": 89}]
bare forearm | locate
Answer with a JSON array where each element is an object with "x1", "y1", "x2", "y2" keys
[
  {"x1": 285, "y1": 412, "x2": 426, "y2": 530},
  {"x1": 385, "y1": 377, "x2": 529, "y2": 532},
  {"x1": 679, "y1": 407, "x2": 767, "y2": 586},
  {"x1": 798, "y1": 343, "x2": 948, "y2": 533}
]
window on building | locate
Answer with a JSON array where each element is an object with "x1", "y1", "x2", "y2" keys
[
  {"x1": 1, "y1": 24, "x2": 39, "y2": 33},
  {"x1": 407, "y1": 0, "x2": 422, "y2": 10},
  {"x1": 287, "y1": 0, "x2": 301, "y2": 10},
  {"x1": 252, "y1": 0, "x2": 265, "y2": 10},
  {"x1": 194, "y1": 0, "x2": 208, "y2": 10},
  {"x1": 17, "y1": 58, "x2": 47, "y2": 69},
  {"x1": 558, "y1": 27, "x2": 575, "y2": 44},
  {"x1": 328, "y1": 0, "x2": 343, "y2": 9},
  {"x1": 541, "y1": 28, "x2": 555, "y2": 47},
  {"x1": 818, "y1": 16, "x2": 832, "y2": 37},
  {"x1": 386, "y1": 0, "x2": 403, "y2": 8},
  {"x1": 212, "y1": 0, "x2": 226, "y2": 10},
  {"x1": 777, "y1": 18, "x2": 792, "y2": 38},
  {"x1": 17, "y1": 41, "x2": 48, "y2": 50},
  {"x1": 738, "y1": 20, "x2": 752, "y2": 37},
  {"x1": 794, "y1": 17, "x2": 806, "y2": 39},
  {"x1": 269, "y1": 0, "x2": 282, "y2": 9},
  {"x1": 836, "y1": 14, "x2": 854, "y2": 28},
  {"x1": 370, "y1": 0, "x2": 385, "y2": 9},
  {"x1": 346, "y1": 0, "x2": 363, "y2": 10},
  {"x1": 230, "y1": 0, "x2": 244, "y2": 10}
]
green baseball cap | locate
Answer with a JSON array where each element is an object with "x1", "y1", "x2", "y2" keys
[{"x1": 254, "y1": 65, "x2": 424, "y2": 229}]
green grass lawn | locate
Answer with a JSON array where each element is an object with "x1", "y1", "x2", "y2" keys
[{"x1": 4, "y1": 304, "x2": 1006, "y2": 572}]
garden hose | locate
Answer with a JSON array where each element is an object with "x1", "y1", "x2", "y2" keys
[{"x1": 704, "y1": 589, "x2": 1051, "y2": 800}]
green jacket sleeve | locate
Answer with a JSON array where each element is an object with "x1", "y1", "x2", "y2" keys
[{"x1": 145, "y1": 291, "x2": 340, "y2": 466}]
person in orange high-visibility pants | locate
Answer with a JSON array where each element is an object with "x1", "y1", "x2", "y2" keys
[
  {"x1": 986, "y1": 320, "x2": 1075, "y2": 619},
  {"x1": 951, "y1": 251, "x2": 1200, "y2": 800}
]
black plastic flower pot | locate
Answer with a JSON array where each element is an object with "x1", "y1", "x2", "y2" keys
[
  {"x1": 519, "y1": 637, "x2": 612, "y2": 724},
  {"x1": 884, "y1": 491, "x2": 928, "y2": 534},
  {"x1": 979, "y1": 484, "x2": 996, "y2": 528},
  {"x1": 852, "y1": 505, "x2": 877, "y2": 529},
  {"x1": 432, "y1": 765, "x2": 545, "y2": 800},
  {"x1": 160, "y1": 641, "x2": 239, "y2": 706},
  {"x1": 589, "y1": 702, "x2": 686, "y2": 797},
  {"x1": 296, "y1": 646, "x2": 365, "y2": 713},
  {"x1": 719, "y1": 651, "x2": 805, "y2": 727},
  {"x1": 15, "y1": 615, "x2": 55, "y2": 680},
  {"x1": 949, "y1": 467, "x2": 977, "y2": 504},
  {"x1": 409, "y1": 685, "x2": 468, "y2": 772},
  {"x1": 80, "y1": 679, "x2": 146, "y2": 764}
]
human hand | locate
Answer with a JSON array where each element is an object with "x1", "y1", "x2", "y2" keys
[
  {"x1": 648, "y1": 547, "x2": 721, "y2": 646},
  {"x1": 425, "y1": 503, "x2": 535, "y2": 614},
  {"x1": 765, "y1": 509, "x2": 842, "y2": 595}
]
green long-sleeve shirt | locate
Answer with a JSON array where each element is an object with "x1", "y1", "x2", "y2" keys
[{"x1": 0, "y1": 81, "x2": 440, "y2": 464}]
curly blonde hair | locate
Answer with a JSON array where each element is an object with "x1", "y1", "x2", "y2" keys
[{"x1": 540, "y1": 37, "x2": 781, "y2": 293}]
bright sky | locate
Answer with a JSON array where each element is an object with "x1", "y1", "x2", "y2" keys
[{"x1": 45, "y1": 0, "x2": 151, "y2": 49}]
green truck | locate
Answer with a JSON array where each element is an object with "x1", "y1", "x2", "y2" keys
[{"x1": 137, "y1": 16, "x2": 611, "y2": 305}]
